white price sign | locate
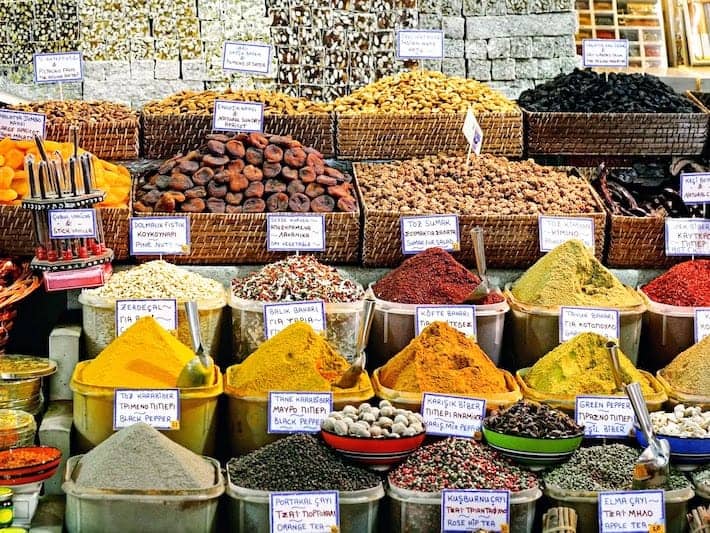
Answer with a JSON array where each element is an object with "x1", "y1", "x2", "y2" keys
[
  {"x1": 396, "y1": 30, "x2": 444, "y2": 59},
  {"x1": 680, "y1": 172, "x2": 710, "y2": 204},
  {"x1": 268, "y1": 392, "x2": 332, "y2": 434},
  {"x1": 421, "y1": 393, "x2": 486, "y2": 438},
  {"x1": 129, "y1": 217, "x2": 190, "y2": 255},
  {"x1": 212, "y1": 100, "x2": 264, "y2": 132},
  {"x1": 263, "y1": 300, "x2": 326, "y2": 339},
  {"x1": 113, "y1": 389, "x2": 180, "y2": 430},
  {"x1": 48, "y1": 209, "x2": 97, "y2": 239},
  {"x1": 598, "y1": 490, "x2": 665, "y2": 533},
  {"x1": 0, "y1": 110, "x2": 46, "y2": 140},
  {"x1": 665, "y1": 218, "x2": 710, "y2": 256},
  {"x1": 582, "y1": 39, "x2": 629, "y2": 68},
  {"x1": 33, "y1": 51, "x2": 83, "y2": 83},
  {"x1": 270, "y1": 491, "x2": 339, "y2": 533},
  {"x1": 266, "y1": 214, "x2": 326, "y2": 252},
  {"x1": 575, "y1": 396, "x2": 635, "y2": 438},
  {"x1": 694, "y1": 308, "x2": 710, "y2": 342},
  {"x1": 441, "y1": 490, "x2": 510, "y2": 533},
  {"x1": 539, "y1": 216, "x2": 595, "y2": 252},
  {"x1": 415, "y1": 305, "x2": 476, "y2": 338},
  {"x1": 400, "y1": 215, "x2": 460, "y2": 254},
  {"x1": 222, "y1": 41, "x2": 272, "y2": 74},
  {"x1": 462, "y1": 108, "x2": 484, "y2": 156},
  {"x1": 115, "y1": 299, "x2": 178, "y2": 336},
  {"x1": 559, "y1": 307, "x2": 620, "y2": 342}
]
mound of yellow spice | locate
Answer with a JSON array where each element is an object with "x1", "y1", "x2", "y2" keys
[
  {"x1": 379, "y1": 321, "x2": 508, "y2": 394},
  {"x1": 660, "y1": 334, "x2": 710, "y2": 396},
  {"x1": 524, "y1": 332, "x2": 653, "y2": 396}
]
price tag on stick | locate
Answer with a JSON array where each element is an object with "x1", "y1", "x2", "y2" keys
[
  {"x1": 559, "y1": 307, "x2": 620, "y2": 342},
  {"x1": 267, "y1": 392, "x2": 332, "y2": 434},
  {"x1": 538, "y1": 216, "x2": 595, "y2": 252},
  {"x1": 462, "y1": 108, "x2": 483, "y2": 164},
  {"x1": 129, "y1": 217, "x2": 190, "y2": 255},
  {"x1": 694, "y1": 308, "x2": 710, "y2": 342},
  {"x1": 212, "y1": 100, "x2": 264, "y2": 132},
  {"x1": 582, "y1": 39, "x2": 629, "y2": 68},
  {"x1": 396, "y1": 30, "x2": 444, "y2": 60},
  {"x1": 415, "y1": 306, "x2": 476, "y2": 338},
  {"x1": 0, "y1": 110, "x2": 46, "y2": 140},
  {"x1": 222, "y1": 41, "x2": 272, "y2": 74},
  {"x1": 400, "y1": 215, "x2": 460, "y2": 254},
  {"x1": 33, "y1": 51, "x2": 83, "y2": 83},
  {"x1": 665, "y1": 218, "x2": 710, "y2": 256}
]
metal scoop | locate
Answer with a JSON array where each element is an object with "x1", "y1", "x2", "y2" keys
[
  {"x1": 334, "y1": 297, "x2": 376, "y2": 389},
  {"x1": 605, "y1": 341, "x2": 625, "y2": 393},
  {"x1": 176, "y1": 301, "x2": 214, "y2": 388},
  {"x1": 625, "y1": 381, "x2": 670, "y2": 489},
  {"x1": 463, "y1": 227, "x2": 490, "y2": 304}
]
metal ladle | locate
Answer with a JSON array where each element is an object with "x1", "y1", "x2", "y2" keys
[
  {"x1": 463, "y1": 227, "x2": 490, "y2": 304},
  {"x1": 176, "y1": 301, "x2": 214, "y2": 388},
  {"x1": 334, "y1": 297, "x2": 376, "y2": 389},
  {"x1": 605, "y1": 340, "x2": 625, "y2": 393}
]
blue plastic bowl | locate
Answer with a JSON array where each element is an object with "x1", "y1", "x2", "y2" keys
[{"x1": 635, "y1": 428, "x2": 710, "y2": 464}]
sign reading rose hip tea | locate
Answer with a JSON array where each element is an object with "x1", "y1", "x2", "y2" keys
[
  {"x1": 0, "y1": 109, "x2": 46, "y2": 140},
  {"x1": 421, "y1": 393, "x2": 486, "y2": 438},
  {"x1": 396, "y1": 30, "x2": 444, "y2": 60},
  {"x1": 680, "y1": 172, "x2": 710, "y2": 204},
  {"x1": 270, "y1": 491, "x2": 339, "y2": 533},
  {"x1": 559, "y1": 307, "x2": 620, "y2": 342},
  {"x1": 665, "y1": 218, "x2": 710, "y2": 256},
  {"x1": 441, "y1": 489, "x2": 510, "y2": 533},
  {"x1": 582, "y1": 39, "x2": 629, "y2": 68},
  {"x1": 538, "y1": 216, "x2": 595, "y2": 252},
  {"x1": 33, "y1": 51, "x2": 83, "y2": 83},
  {"x1": 266, "y1": 214, "x2": 326, "y2": 252},
  {"x1": 115, "y1": 299, "x2": 178, "y2": 336},
  {"x1": 129, "y1": 217, "x2": 190, "y2": 255},
  {"x1": 575, "y1": 396, "x2": 635, "y2": 438},
  {"x1": 400, "y1": 215, "x2": 460, "y2": 254},
  {"x1": 598, "y1": 490, "x2": 665, "y2": 533},
  {"x1": 212, "y1": 100, "x2": 264, "y2": 132},
  {"x1": 263, "y1": 300, "x2": 326, "y2": 339},
  {"x1": 48, "y1": 209, "x2": 97, "y2": 239},
  {"x1": 267, "y1": 392, "x2": 332, "y2": 433},
  {"x1": 113, "y1": 389, "x2": 180, "y2": 430},
  {"x1": 222, "y1": 41, "x2": 272, "y2": 74},
  {"x1": 415, "y1": 305, "x2": 476, "y2": 339}
]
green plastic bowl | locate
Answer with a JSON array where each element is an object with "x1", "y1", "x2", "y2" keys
[{"x1": 482, "y1": 425, "x2": 583, "y2": 468}]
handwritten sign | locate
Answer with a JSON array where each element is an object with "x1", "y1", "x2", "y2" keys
[
  {"x1": 598, "y1": 490, "x2": 665, "y2": 533},
  {"x1": 680, "y1": 172, "x2": 710, "y2": 204},
  {"x1": 270, "y1": 491, "x2": 339, "y2": 533},
  {"x1": 400, "y1": 215, "x2": 460, "y2": 254},
  {"x1": 263, "y1": 300, "x2": 326, "y2": 339},
  {"x1": 694, "y1": 308, "x2": 710, "y2": 342},
  {"x1": 582, "y1": 39, "x2": 629, "y2": 68},
  {"x1": 442, "y1": 490, "x2": 510, "y2": 533},
  {"x1": 222, "y1": 41, "x2": 272, "y2": 74},
  {"x1": 212, "y1": 100, "x2": 264, "y2": 132},
  {"x1": 463, "y1": 108, "x2": 484, "y2": 156},
  {"x1": 129, "y1": 217, "x2": 190, "y2": 255},
  {"x1": 115, "y1": 299, "x2": 177, "y2": 336},
  {"x1": 576, "y1": 396, "x2": 635, "y2": 438},
  {"x1": 415, "y1": 306, "x2": 476, "y2": 338},
  {"x1": 266, "y1": 214, "x2": 325, "y2": 252},
  {"x1": 665, "y1": 218, "x2": 710, "y2": 256},
  {"x1": 0, "y1": 109, "x2": 46, "y2": 140},
  {"x1": 268, "y1": 392, "x2": 332, "y2": 434},
  {"x1": 539, "y1": 216, "x2": 595, "y2": 252},
  {"x1": 396, "y1": 30, "x2": 445, "y2": 59},
  {"x1": 559, "y1": 307, "x2": 620, "y2": 342},
  {"x1": 422, "y1": 393, "x2": 486, "y2": 438},
  {"x1": 113, "y1": 389, "x2": 180, "y2": 430},
  {"x1": 33, "y1": 52, "x2": 83, "y2": 83},
  {"x1": 48, "y1": 209, "x2": 97, "y2": 239}
]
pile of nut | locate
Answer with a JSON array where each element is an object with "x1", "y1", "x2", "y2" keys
[
  {"x1": 321, "y1": 400, "x2": 425, "y2": 439},
  {"x1": 650, "y1": 405, "x2": 709, "y2": 438},
  {"x1": 9, "y1": 100, "x2": 136, "y2": 124},
  {"x1": 142, "y1": 89, "x2": 329, "y2": 115},
  {"x1": 136, "y1": 132, "x2": 357, "y2": 214},
  {"x1": 357, "y1": 155, "x2": 599, "y2": 215}
]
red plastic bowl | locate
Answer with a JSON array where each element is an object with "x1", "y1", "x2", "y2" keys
[
  {"x1": 0, "y1": 447, "x2": 61, "y2": 477},
  {"x1": 0, "y1": 464, "x2": 59, "y2": 485},
  {"x1": 321, "y1": 430, "x2": 425, "y2": 466}
]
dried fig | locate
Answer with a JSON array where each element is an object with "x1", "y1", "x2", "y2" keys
[
  {"x1": 287, "y1": 181, "x2": 305, "y2": 195},
  {"x1": 164, "y1": 191, "x2": 186, "y2": 203},
  {"x1": 288, "y1": 193, "x2": 311, "y2": 212},
  {"x1": 243, "y1": 165, "x2": 264, "y2": 182},
  {"x1": 154, "y1": 175, "x2": 171, "y2": 190},
  {"x1": 266, "y1": 192, "x2": 289, "y2": 212},
  {"x1": 229, "y1": 173, "x2": 249, "y2": 192},
  {"x1": 305, "y1": 183, "x2": 325, "y2": 198},
  {"x1": 185, "y1": 186, "x2": 207, "y2": 199},
  {"x1": 299, "y1": 167, "x2": 316, "y2": 183},
  {"x1": 226, "y1": 205, "x2": 243, "y2": 214},
  {"x1": 265, "y1": 179, "x2": 287, "y2": 194},
  {"x1": 180, "y1": 198, "x2": 206, "y2": 213},
  {"x1": 281, "y1": 166, "x2": 298, "y2": 181},
  {"x1": 284, "y1": 147, "x2": 307, "y2": 168},
  {"x1": 263, "y1": 162, "x2": 282, "y2": 179},
  {"x1": 245, "y1": 147, "x2": 264, "y2": 166},
  {"x1": 269, "y1": 135, "x2": 293, "y2": 147},
  {"x1": 142, "y1": 189, "x2": 162, "y2": 205},
  {"x1": 264, "y1": 144, "x2": 284, "y2": 163},
  {"x1": 245, "y1": 181, "x2": 265, "y2": 198},
  {"x1": 226, "y1": 192, "x2": 243, "y2": 205},
  {"x1": 207, "y1": 180, "x2": 227, "y2": 198},
  {"x1": 207, "y1": 140, "x2": 226, "y2": 156},
  {"x1": 248, "y1": 132, "x2": 269, "y2": 149},
  {"x1": 206, "y1": 133, "x2": 230, "y2": 142},
  {"x1": 243, "y1": 198, "x2": 266, "y2": 212},
  {"x1": 324, "y1": 167, "x2": 346, "y2": 181},
  {"x1": 337, "y1": 196, "x2": 358, "y2": 212},
  {"x1": 316, "y1": 175, "x2": 337, "y2": 186},
  {"x1": 327, "y1": 184, "x2": 351, "y2": 198},
  {"x1": 227, "y1": 160, "x2": 245, "y2": 174},
  {"x1": 311, "y1": 194, "x2": 335, "y2": 213},
  {"x1": 225, "y1": 140, "x2": 245, "y2": 159},
  {"x1": 155, "y1": 194, "x2": 176, "y2": 212},
  {"x1": 213, "y1": 171, "x2": 230, "y2": 184},
  {"x1": 202, "y1": 154, "x2": 230, "y2": 167},
  {"x1": 158, "y1": 160, "x2": 177, "y2": 174},
  {"x1": 192, "y1": 167, "x2": 214, "y2": 186},
  {"x1": 169, "y1": 173, "x2": 194, "y2": 191},
  {"x1": 177, "y1": 160, "x2": 200, "y2": 174},
  {"x1": 206, "y1": 198, "x2": 226, "y2": 213},
  {"x1": 133, "y1": 201, "x2": 153, "y2": 213}
]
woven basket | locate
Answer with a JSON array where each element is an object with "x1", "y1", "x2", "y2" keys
[
  {"x1": 46, "y1": 118, "x2": 139, "y2": 160},
  {"x1": 141, "y1": 112, "x2": 336, "y2": 159},
  {"x1": 606, "y1": 214, "x2": 683, "y2": 268},
  {"x1": 335, "y1": 110, "x2": 523, "y2": 160},
  {"x1": 523, "y1": 104, "x2": 710, "y2": 157},
  {"x1": 0, "y1": 263, "x2": 41, "y2": 353}
]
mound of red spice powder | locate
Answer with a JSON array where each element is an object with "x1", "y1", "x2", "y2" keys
[
  {"x1": 642, "y1": 260, "x2": 710, "y2": 306},
  {"x1": 372, "y1": 247, "x2": 503, "y2": 305}
]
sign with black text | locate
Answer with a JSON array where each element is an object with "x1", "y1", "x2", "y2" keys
[
  {"x1": 598, "y1": 490, "x2": 664, "y2": 533},
  {"x1": 0, "y1": 109, "x2": 46, "y2": 140},
  {"x1": 422, "y1": 393, "x2": 486, "y2": 438},
  {"x1": 212, "y1": 100, "x2": 264, "y2": 132},
  {"x1": 400, "y1": 215, "x2": 460, "y2": 254},
  {"x1": 267, "y1": 392, "x2": 332, "y2": 434},
  {"x1": 33, "y1": 51, "x2": 83, "y2": 83},
  {"x1": 582, "y1": 39, "x2": 629, "y2": 68},
  {"x1": 222, "y1": 41, "x2": 272, "y2": 74},
  {"x1": 441, "y1": 490, "x2": 510, "y2": 533},
  {"x1": 575, "y1": 396, "x2": 635, "y2": 438},
  {"x1": 113, "y1": 389, "x2": 180, "y2": 430},
  {"x1": 396, "y1": 30, "x2": 444, "y2": 59},
  {"x1": 129, "y1": 217, "x2": 190, "y2": 255},
  {"x1": 665, "y1": 218, "x2": 710, "y2": 256},
  {"x1": 266, "y1": 214, "x2": 325, "y2": 252}
]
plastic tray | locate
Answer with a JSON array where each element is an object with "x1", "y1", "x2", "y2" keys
[
  {"x1": 505, "y1": 286, "x2": 645, "y2": 368},
  {"x1": 387, "y1": 482, "x2": 541, "y2": 533},
  {"x1": 656, "y1": 371, "x2": 710, "y2": 410},
  {"x1": 366, "y1": 290, "x2": 509, "y2": 367},
  {"x1": 544, "y1": 483, "x2": 694, "y2": 533},
  {"x1": 70, "y1": 364, "x2": 223, "y2": 455},
  {"x1": 371, "y1": 367, "x2": 522, "y2": 412},
  {"x1": 63, "y1": 455, "x2": 224, "y2": 533}
]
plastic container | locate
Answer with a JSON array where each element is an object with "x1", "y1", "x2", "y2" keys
[
  {"x1": 63, "y1": 455, "x2": 224, "y2": 533},
  {"x1": 639, "y1": 290, "x2": 696, "y2": 371},
  {"x1": 9, "y1": 481, "x2": 41, "y2": 527},
  {"x1": 371, "y1": 367, "x2": 522, "y2": 412},
  {"x1": 505, "y1": 286, "x2": 646, "y2": 368},
  {"x1": 78, "y1": 291, "x2": 226, "y2": 359},
  {"x1": 387, "y1": 483, "x2": 541, "y2": 533},
  {"x1": 223, "y1": 366, "x2": 374, "y2": 455},
  {"x1": 366, "y1": 290, "x2": 509, "y2": 367},
  {"x1": 515, "y1": 367, "x2": 667, "y2": 416},
  {"x1": 225, "y1": 470, "x2": 384, "y2": 533},
  {"x1": 0, "y1": 410, "x2": 36, "y2": 451},
  {"x1": 656, "y1": 371, "x2": 710, "y2": 410},
  {"x1": 0, "y1": 379, "x2": 39, "y2": 404},
  {"x1": 545, "y1": 483, "x2": 695, "y2": 533},
  {"x1": 229, "y1": 294, "x2": 363, "y2": 363},
  {"x1": 70, "y1": 364, "x2": 223, "y2": 455}
]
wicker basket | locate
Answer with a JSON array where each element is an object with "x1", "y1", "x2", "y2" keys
[
  {"x1": 335, "y1": 110, "x2": 523, "y2": 160},
  {"x1": 141, "y1": 112, "x2": 336, "y2": 159},
  {"x1": 606, "y1": 214, "x2": 683, "y2": 268},
  {"x1": 45, "y1": 119, "x2": 139, "y2": 160},
  {"x1": 0, "y1": 263, "x2": 41, "y2": 353}
]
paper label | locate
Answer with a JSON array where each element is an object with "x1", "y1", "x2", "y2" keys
[
  {"x1": 462, "y1": 108, "x2": 484, "y2": 156},
  {"x1": 582, "y1": 39, "x2": 629, "y2": 68},
  {"x1": 113, "y1": 389, "x2": 180, "y2": 430},
  {"x1": 267, "y1": 392, "x2": 333, "y2": 434},
  {"x1": 415, "y1": 305, "x2": 476, "y2": 338},
  {"x1": 48, "y1": 209, "x2": 97, "y2": 239},
  {"x1": 212, "y1": 100, "x2": 264, "y2": 132},
  {"x1": 270, "y1": 491, "x2": 339, "y2": 533},
  {"x1": 575, "y1": 396, "x2": 635, "y2": 438},
  {"x1": 0, "y1": 109, "x2": 46, "y2": 140},
  {"x1": 694, "y1": 308, "x2": 710, "y2": 342},
  {"x1": 680, "y1": 172, "x2": 710, "y2": 204},
  {"x1": 665, "y1": 218, "x2": 710, "y2": 256},
  {"x1": 33, "y1": 51, "x2": 83, "y2": 83},
  {"x1": 222, "y1": 41, "x2": 272, "y2": 74},
  {"x1": 266, "y1": 214, "x2": 326, "y2": 252},
  {"x1": 598, "y1": 490, "x2": 665, "y2": 533},
  {"x1": 559, "y1": 307, "x2": 620, "y2": 342},
  {"x1": 263, "y1": 300, "x2": 326, "y2": 339},
  {"x1": 441, "y1": 490, "x2": 510, "y2": 533},
  {"x1": 129, "y1": 217, "x2": 190, "y2": 255},
  {"x1": 421, "y1": 393, "x2": 486, "y2": 438},
  {"x1": 115, "y1": 299, "x2": 178, "y2": 336},
  {"x1": 539, "y1": 216, "x2": 595, "y2": 252},
  {"x1": 396, "y1": 29, "x2": 445, "y2": 59},
  {"x1": 400, "y1": 215, "x2": 460, "y2": 254}
]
